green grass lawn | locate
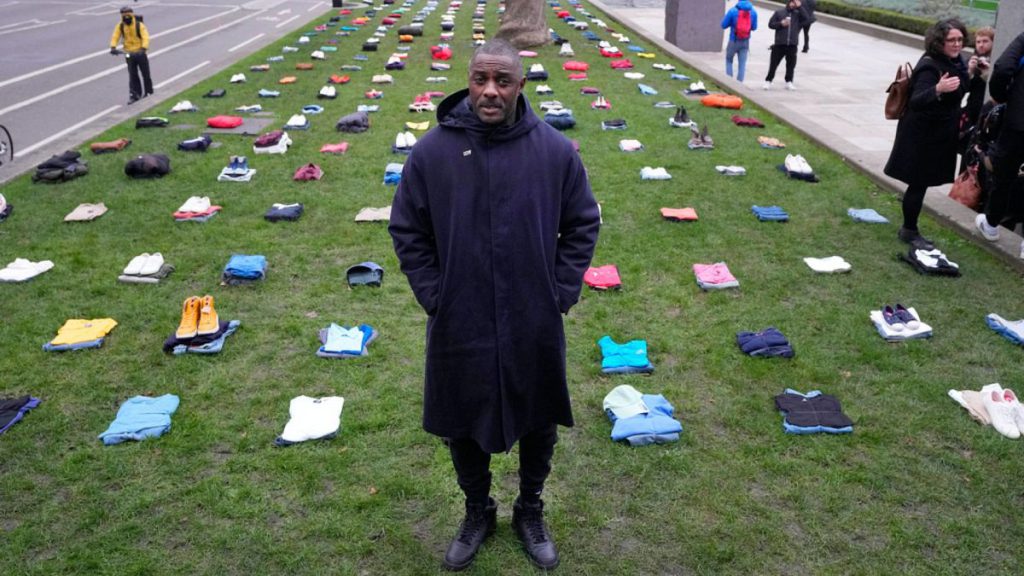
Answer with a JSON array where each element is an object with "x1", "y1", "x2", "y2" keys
[{"x1": 2, "y1": 1, "x2": 1023, "y2": 574}]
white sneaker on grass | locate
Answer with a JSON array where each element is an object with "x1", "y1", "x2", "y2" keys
[{"x1": 982, "y1": 390, "x2": 1021, "y2": 439}]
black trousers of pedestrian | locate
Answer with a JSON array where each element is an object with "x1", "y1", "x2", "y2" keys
[
  {"x1": 126, "y1": 51, "x2": 154, "y2": 99},
  {"x1": 902, "y1": 184, "x2": 928, "y2": 231},
  {"x1": 983, "y1": 127, "x2": 1024, "y2": 227},
  {"x1": 447, "y1": 425, "x2": 558, "y2": 507},
  {"x1": 765, "y1": 45, "x2": 798, "y2": 83},
  {"x1": 801, "y1": 23, "x2": 812, "y2": 51}
]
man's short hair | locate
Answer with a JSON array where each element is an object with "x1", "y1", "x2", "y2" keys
[
  {"x1": 120, "y1": 6, "x2": 134, "y2": 13},
  {"x1": 469, "y1": 39, "x2": 523, "y2": 79},
  {"x1": 975, "y1": 26, "x2": 994, "y2": 41}
]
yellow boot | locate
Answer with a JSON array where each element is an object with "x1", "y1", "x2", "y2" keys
[
  {"x1": 176, "y1": 296, "x2": 201, "y2": 339},
  {"x1": 197, "y1": 294, "x2": 220, "y2": 336}
]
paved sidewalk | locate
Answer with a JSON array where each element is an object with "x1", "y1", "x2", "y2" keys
[{"x1": 592, "y1": 0, "x2": 1024, "y2": 271}]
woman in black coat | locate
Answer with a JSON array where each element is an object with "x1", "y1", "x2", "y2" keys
[{"x1": 885, "y1": 18, "x2": 982, "y2": 249}]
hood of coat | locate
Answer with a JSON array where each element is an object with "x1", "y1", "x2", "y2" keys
[
  {"x1": 436, "y1": 89, "x2": 539, "y2": 142},
  {"x1": 736, "y1": 0, "x2": 753, "y2": 10}
]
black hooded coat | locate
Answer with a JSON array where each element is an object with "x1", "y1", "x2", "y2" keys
[{"x1": 389, "y1": 89, "x2": 601, "y2": 453}]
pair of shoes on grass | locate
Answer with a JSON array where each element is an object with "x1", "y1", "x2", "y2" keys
[
  {"x1": 176, "y1": 295, "x2": 219, "y2": 339},
  {"x1": 981, "y1": 385, "x2": 1024, "y2": 439},
  {"x1": 442, "y1": 497, "x2": 558, "y2": 572},
  {"x1": 881, "y1": 303, "x2": 920, "y2": 332}
]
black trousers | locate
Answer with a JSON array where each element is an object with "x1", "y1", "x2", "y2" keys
[
  {"x1": 984, "y1": 127, "x2": 1024, "y2": 226},
  {"x1": 765, "y1": 45, "x2": 798, "y2": 83},
  {"x1": 801, "y1": 23, "x2": 812, "y2": 50},
  {"x1": 447, "y1": 425, "x2": 558, "y2": 507},
  {"x1": 126, "y1": 51, "x2": 154, "y2": 99}
]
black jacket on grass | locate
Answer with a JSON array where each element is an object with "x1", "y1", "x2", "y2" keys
[
  {"x1": 885, "y1": 53, "x2": 981, "y2": 186},
  {"x1": 388, "y1": 90, "x2": 600, "y2": 453}
]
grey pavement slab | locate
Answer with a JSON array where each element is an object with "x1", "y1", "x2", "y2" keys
[{"x1": 591, "y1": 0, "x2": 1024, "y2": 270}]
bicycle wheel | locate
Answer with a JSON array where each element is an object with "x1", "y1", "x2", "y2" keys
[{"x1": 0, "y1": 124, "x2": 13, "y2": 168}]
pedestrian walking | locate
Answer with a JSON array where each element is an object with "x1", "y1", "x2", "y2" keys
[
  {"x1": 721, "y1": 0, "x2": 758, "y2": 83},
  {"x1": 388, "y1": 39, "x2": 601, "y2": 572},
  {"x1": 763, "y1": 0, "x2": 811, "y2": 90},
  {"x1": 800, "y1": 0, "x2": 817, "y2": 53},
  {"x1": 885, "y1": 18, "x2": 983, "y2": 249},
  {"x1": 109, "y1": 6, "x2": 153, "y2": 105}
]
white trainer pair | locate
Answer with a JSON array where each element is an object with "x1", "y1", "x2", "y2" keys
[
  {"x1": 981, "y1": 384, "x2": 1024, "y2": 439},
  {"x1": 123, "y1": 253, "x2": 164, "y2": 276},
  {"x1": 395, "y1": 132, "x2": 418, "y2": 149}
]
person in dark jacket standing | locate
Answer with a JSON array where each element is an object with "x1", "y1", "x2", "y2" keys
[
  {"x1": 109, "y1": 6, "x2": 153, "y2": 105},
  {"x1": 799, "y1": 0, "x2": 816, "y2": 53},
  {"x1": 389, "y1": 39, "x2": 600, "y2": 572},
  {"x1": 885, "y1": 18, "x2": 981, "y2": 249},
  {"x1": 763, "y1": 0, "x2": 810, "y2": 90},
  {"x1": 974, "y1": 30, "x2": 1024, "y2": 258}
]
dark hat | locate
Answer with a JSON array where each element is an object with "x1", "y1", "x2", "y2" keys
[
  {"x1": 120, "y1": 6, "x2": 134, "y2": 13},
  {"x1": 346, "y1": 261, "x2": 383, "y2": 287}
]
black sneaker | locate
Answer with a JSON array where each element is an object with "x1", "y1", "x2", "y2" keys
[
  {"x1": 897, "y1": 227, "x2": 934, "y2": 250},
  {"x1": 127, "y1": 96, "x2": 140, "y2": 105},
  {"x1": 512, "y1": 498, "x2": 559, "y2": 570},
  {"x1": 442, "y1": 498, "x2": 497, "y2": 571},
  {"x1": 674, "y1": 105, "x2": 690, "y2": 125}
]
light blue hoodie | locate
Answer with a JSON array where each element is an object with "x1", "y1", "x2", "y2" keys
[{"x1": 721, "y1": 0, "x2": 758, "y2": 42}]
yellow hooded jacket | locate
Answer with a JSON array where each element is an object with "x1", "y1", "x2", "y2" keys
[{"x1": 110, "y1": 14, "x2": 149, "y2": 53}]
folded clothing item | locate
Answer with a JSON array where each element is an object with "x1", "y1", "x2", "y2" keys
[
  {"x1": 223, "y1": 254, "x2": 267, "y2": 282},
  {"x1": 204, "y1": 88, "x2": 226, "y2": 98},
  {"x1": 97, "y1": 394, "x2": 179, "y2": 445},
  {"x1": 601, "y1": 119, "x2": 627, "y2": 130},
  {"x1": 731, "y1": 115, "x2": 764, "y2": 127},
  {"x1": 584, "y1": 264, "x2": 621, "y2": 290},
  {"x1": 336, "y1": 111, "x2": 370, "y2": 133},
  {"x1": 0, "y1": 258, "x2": 54, "y2": 282},
  {"x1": 758, "y1": 136, "x2": 785, "y2": 149},
  {"x1": 604, "y1": 385, "x2": 682, "y2": 445},
  {"x1": 178, "y1": 135, "x2": 212, "y2": 152},
  {"x1": 598, "y1": 336, "x2": 654, "y2": 374},
  {"x1": 45, "y1": 318, "x2": 118, "y2": 349},
  {"x1": 0, "y1": 396, "x2": 42, "y2": 436},
  {"x1": 275, "y1": 396, "x2": 345, "y2": 446},
  {"x1": 207, "y1": 115, "x2": 243, "y2": 129},
  {"x1": 124, "y1": 154, "x2": 170, "y2": 178},
  {"x1": 752, "y1": 205, "x2": 789, "y2": 222},
  {"x1": 170, "y1": 100, "x2": 198, "y2": 112},
  {"x1": 636, "y1": 83, "x2": 657, "y2": 95},
  {"x1": 90, "y1": 138, "x2": 131, "y2": 154},
  {"x1": 545, "y1": 112, "x2": 575, "y2": 131},
  {"x1": 354, "y1": 206, "x2": 391, "y2": 222},
  {"x1": 803, "y1": 256, "x2": 851, "y2": 273},
  {"x1": 384, "y1": 162, "x2": 403, "y2": 185},
  {"x1": 660, "y1": 207, "x2": 697, "y2": 221},
  {"x1": 118, "y1": 263, "x2": 174, "y2": 284},
  {"x1": 618, "y1": 139, "x2": 642, "y2": 152},
  {"x1": 693, "y1": 262, "x2": 737, "y2": 290},
  {"x1": 702, "y1": 94, "x2": 742, "y2": 109},
  {"x1": 64, "y1": 203, "x2": 107, "y2": 222},
  {"x1": 847, "y1": 208, "x2": 889, "y2": 224},
  {"x1": 900, "y1": 247, "x2": 960, "y2": 277},
  {"x1": 320, "y1": 142, "x2": 349, "y2": 154},
  {"x1": 319, "y1": 323, "x2": 377, "y2": 357},
  {"x1": 640, "y1": 166, "x2": 671, "y2": 180},
  {"x1": 135, "y1": 117, "x2": 169, "y2": 128},
  {"x1": 736, "y1": 327, "x2": 794, "y2": 358},
  {"x1": 32, "y1": 150, "x2": 88, "y2": 183},
  {"x1": 293, "y1": 163, "x2": 322, "y2": 181},
  {"x1": 265, "y1": 203, "x2": 304, "y2": 222},
  {"x1": 774, "y1": 389, "x2": 853, "y2": 434}
]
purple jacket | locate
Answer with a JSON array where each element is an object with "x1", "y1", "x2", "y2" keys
[{"x1": 389, "y1": 90, "x2": 600, "y2": 452}]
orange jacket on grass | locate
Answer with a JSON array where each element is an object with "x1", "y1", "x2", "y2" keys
[{"x1": 701, "y1": 94, "x2": 743, "y2": 109}]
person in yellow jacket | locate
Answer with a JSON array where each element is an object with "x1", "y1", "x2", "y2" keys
[{"x1": 109, "y1": 6, "x2": 153, "y2": 105}]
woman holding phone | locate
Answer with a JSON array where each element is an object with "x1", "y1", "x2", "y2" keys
[{"x1": 884, "y1": 18, "x2": 984, "y2": 249}]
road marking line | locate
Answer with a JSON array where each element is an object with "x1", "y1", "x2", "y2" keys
[
  {"x1": 0, "y1": 6, "x2": 241, "y2": 90},
  {"x1": 0, "y1": 10, "x2": 265, "y2": 117},
  {"x1": 229, "y1": 33, "x2": 265, "y2": 52},
  {"x1": 278, "y1": 8, "x2": 291, "y2": 15},
  {"x1": 155, "y1": 60, "x2": 210, "y2": 89},
  {"x1": 0, "y1": 18, "x2": 66, "y2": 36},
  {"x1": 276, "y1": 14, "x2": 301, "y2": 28},
  {"x1": 15, "y1": 105, "x2": 120, "y2": 158},
  {"x1": 0, "y1": 19, "x2": 37, "y2": 31},
  {"x1": 308, "y1": 2, "x2": 325, "y2": 12}
]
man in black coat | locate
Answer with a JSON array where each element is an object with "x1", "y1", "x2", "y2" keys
[
  {"x1": 763, "y1": 0, "x2": 810, "y2": 90},
  {"x1": 389, "y1": 39, "x2": 600, "y2": 571},
  {"x1": 975, "y1": 31, "x2": 1024, "y2": 255}
]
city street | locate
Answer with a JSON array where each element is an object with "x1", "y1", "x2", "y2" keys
[{"x1": 0, "y1": 0, "x2": 332, "y2": 181}]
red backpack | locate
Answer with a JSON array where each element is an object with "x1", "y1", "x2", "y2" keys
[{"x1": 735, "y1": 9, "x2": 752, "y2": 40}]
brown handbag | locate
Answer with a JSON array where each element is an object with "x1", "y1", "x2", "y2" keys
[
  {"x1": 949, "y1": 165, "x2": 982, "y2": 210},
  {"x1": 884, "y1": 62, "x2": 914, "y2": 120}
]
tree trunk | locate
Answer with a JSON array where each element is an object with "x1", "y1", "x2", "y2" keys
[{"x1": 496, "y1": 0, "x2": 549, "y2": 49}]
